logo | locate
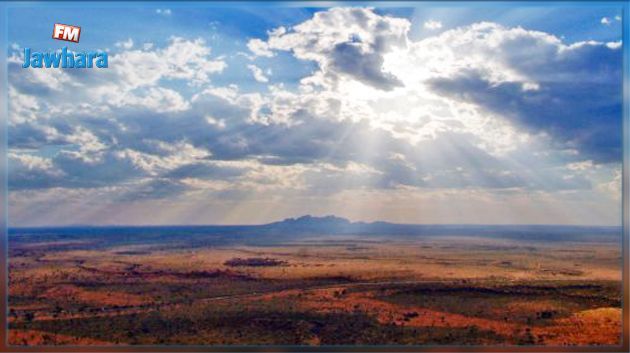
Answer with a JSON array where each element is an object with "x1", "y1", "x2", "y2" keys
[
  {"x1": 52, "y1": 23, "x2": 81, "y2": 43},
  {"x1": 22, "y1": 47, "x2": 107, "y2": 69},
  {"x1": 22, "y1": 24, "x2": 108, "y2": 69}
]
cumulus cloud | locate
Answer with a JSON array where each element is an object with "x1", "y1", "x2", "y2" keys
[
  {"x1": 424, "y1": 20, "x2": 442, "y2": 30},
  {"x1": 8, "y1": 36, "x2": 229, "y2": 192},
  {"x1": 9, "y1": 152, "x2": 65, "y2": 190},
  {"x1": 109, "y1": 36, "x2": 226, "y2": 89},
  {"x1": 249, "y1": 7, "x2": 408, "y2": 90},
  {"x1": 114, "y1": 87, "x2": 190, "y2": 113},
  {"x1": 8, "y1": 36, "x2": 226, "y2": 124},
  {"x1": 247, "y1": 64, "x2": 269, "y2": 82},
  {"x1": 420, "y1": 22, "x2": 622, "y2": 162},
  {"x1": 247, "y1": 38, "x2": 274, "y2": 58}
]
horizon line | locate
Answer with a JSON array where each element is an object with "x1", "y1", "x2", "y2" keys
[
  {"x1": 7, "y1": 214, "x2": 624, "y2": 229},
  {"x1": 7, "y1": 220, "x2": 623, "y2": 229}
]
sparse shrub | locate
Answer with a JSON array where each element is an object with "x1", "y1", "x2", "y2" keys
[{"x1": 223, "y1": 257, "x2": 287, "y2": 267}]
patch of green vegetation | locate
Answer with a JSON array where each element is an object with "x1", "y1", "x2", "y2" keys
[
  {"x1": 377, "y1": 280, "x2": 621, "y2": 326},
  {"x1": 12, "y1": 307, "x2": 511, "y2": 346}
]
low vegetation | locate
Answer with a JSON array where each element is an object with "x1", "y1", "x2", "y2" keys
[
  {"x1": 8, "y1": 232, "x2": 622, "y2": 346},
  {"x1": 224, "y1": 257, "x2": 288, "y2": 267}
]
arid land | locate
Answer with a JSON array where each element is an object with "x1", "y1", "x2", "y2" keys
[{"x1": 8, "y1": 221, "x2": 622, "y2": 346}]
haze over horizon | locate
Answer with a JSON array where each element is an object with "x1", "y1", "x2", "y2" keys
[
  {"x1": 8, "y1": 4, "x2": 623, "y2": 227},
  {"x1": 8, "y1": 214, "x2": 624, "y2": 229}
]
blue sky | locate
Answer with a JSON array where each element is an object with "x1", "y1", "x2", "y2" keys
[
  {"x1": 7, "y1": 3, "x2": 623, "y2": 93},
  {"x1": 8, "y1": 4, "x2": 622, "y2": 46},
  {"x1": 6, "y1": 2, "x2": 625, "y2": 226}
]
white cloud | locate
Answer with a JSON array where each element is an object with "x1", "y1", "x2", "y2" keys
[
  {"x1": 113, "y1": 87, "x2": 191, "y2": 113},
  {"x1": 598, "y1": 168, "x2": 621, "y2": 200},
  {"x1": 254, "y1": 7, "x2": 409, "y2": 90},
  {"x1": 10, "y1": 152, "x2": 59, "y2": 174},
  {"x1": 247, "y1": 64, "x2": 269, "y2": 82},
  {"x1": 607, "y1": 41, "x2": 622, "y2": 49},
  {"x1": 9, "y1": 87, "x2": 40, "y2": 124},
  {"x1": 601, "y1": 17, "x2": 611, "y2": 25},
  {"x1": 247, "y1": 38, "x2": 274, "y2": 58},
  {"x1": 110, "y1": 37, "x2": 226, "y2": 89},
  {"x1": 8, "y1": 52, "x2": 73, "y2": 92},
  {"x1": 66, "y1": 127, "x2": 107, "y2": 155},
  {"x1": 156, "y1": 8, "x2": 172, "y2": 16},
  {"x1": 205, "y1": 115, "x2": 226, "y2": 129},
  {"x1": 424, "y1": 20, "x2": 443, "y2": 30},
  {"x1": 115, "y1": 38, "x2": 134, "y2": 49}
]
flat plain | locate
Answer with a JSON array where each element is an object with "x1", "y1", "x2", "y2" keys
[{"x1": 8, "y1": 221, "x2": 622, "y2": 346}]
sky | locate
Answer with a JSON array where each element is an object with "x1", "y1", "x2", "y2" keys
[{"x1": 6, "y1": 2, "x2": 624, "y2": 226}]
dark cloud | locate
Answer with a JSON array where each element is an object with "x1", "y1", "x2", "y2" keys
[
  {"x1": 429, "y1": 69, "x2": 622, "y2": 163},
  {"x1": 116, "y1": 179, "x2": 189, "y2": 202},
  {"x1": 252, "y1": 7, "x2": 409, "y2": 91},
  {"x1": 8, "y1": 166, "x2": 63, "y2": 191},
  {"x1": 9, "y1": 86, "x2": 598, "y2": 195},
  {"x1": 166, "y1": 163, "x2": 246, "y2": 180},
  {"x1": 10, "y1": 150, "x2": 148, "y2": 191},
  {"x1": 330, "y1": 42, "x2": 403, "y2": 90}
]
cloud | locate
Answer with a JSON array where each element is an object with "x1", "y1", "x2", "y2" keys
[
  {"x1": 8, "y1": 152, "x2": 65, "y2": 190},
  {"x1": 421, "y1": 22, "x2": 622, "y2": 163},
  {"x1": 7, "y1": 7, "x2": 622, "y2": 221},
  {"x1": 109, "y1": 36, "x2": 227, "y2": 89},
  {"x1": 601, "y1": 16, "x2": 620, "y2": 25},
  {"x1": 115, "y1": 38, "x2": 134, "y2": 49},
  {"x1": 247, "y1": 64, "x2": 269, "y2": 82},
  {"x1": 247, "y1": 38, "x2": 274, "y2": 58},
  {"x1": 166, "y1": 162, "x2": 246, "y2": 180},
  {"x1": 114, "y1": 87, "x2": 190, "y2": 113},
  {"x1": 156, "y1": 8, "x2": 172, "y2": 16},
  {"x1": 116, "y1": 178, "x2": 188, "y2": 202},
  {"x1": 424, "y1": 20, "x2": 442, "y2": 30},
  {"x1": 8, "y1": 36, "x2": 226, "y2": 120},
  {"x1": 8, "y1": 37, "x2": 230, "y2": 193},
  {"x1": 250, "y1": 7, "x2": 409, "y2": 90}
]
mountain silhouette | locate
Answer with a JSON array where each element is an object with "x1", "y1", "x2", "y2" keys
[
  {"x1": 263, "y1": 215, "x2": 355, "y2": 233},
  {"x1": 10, "y1": 215, "x2": 620, "y2": 245}
]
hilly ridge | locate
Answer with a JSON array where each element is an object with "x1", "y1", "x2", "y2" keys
[{"x1": 9, "y1": 215, "x2": 621, "y2": 247}]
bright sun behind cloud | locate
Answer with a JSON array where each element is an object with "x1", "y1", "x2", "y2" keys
[{"x1": 7, "y1": 6, "x2": 623, "y2": 226}]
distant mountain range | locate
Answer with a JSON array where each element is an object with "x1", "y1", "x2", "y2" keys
[
  {"x1": 264, "y1": 215, "x2": 353, "y2": 231},
  {"x1": 9, "y1": 215, "x2": 621, "y2": 246},
  {"x1": 259, "y1": 215, "x2": 620, "y2": 239}
]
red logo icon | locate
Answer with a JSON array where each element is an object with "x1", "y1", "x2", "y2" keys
[{"x1": 52, "y1": 23, "x2": 81, "y2": 43}]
